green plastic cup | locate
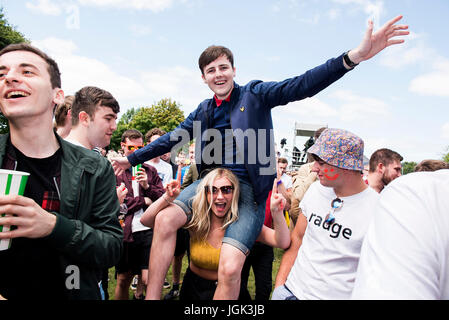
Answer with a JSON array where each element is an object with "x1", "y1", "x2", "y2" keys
[{"x1": 0, "y1": 169, "x2": 29, "y2": 251}]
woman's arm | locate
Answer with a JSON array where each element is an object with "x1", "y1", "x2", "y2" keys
[
  {"x1": 140, "y1": 167, "x2": 182, "y2": 228},
  {"x1": 257, "y1": 179, "x2": 291, "y2": 249}
]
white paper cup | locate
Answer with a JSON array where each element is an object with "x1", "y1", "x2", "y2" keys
[
  {"x1": 0, "y1": 169, "x2": 29, "y2": 251},
  {"x1": 131, "y1": 164, "x2": 141, "y2": 197}
]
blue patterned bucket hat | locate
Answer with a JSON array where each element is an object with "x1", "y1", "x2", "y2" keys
[{"x1": 308, "y1": 128, "x2": 364, "y2": 171}]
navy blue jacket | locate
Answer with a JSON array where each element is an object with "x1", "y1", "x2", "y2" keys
[{"x1": 128, "y1": 53, "x2": 350, "y2": 204}]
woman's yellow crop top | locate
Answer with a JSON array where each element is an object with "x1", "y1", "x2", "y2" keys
[{"x1": 190, "y1": 238, "x2": 221, "y2": 271}]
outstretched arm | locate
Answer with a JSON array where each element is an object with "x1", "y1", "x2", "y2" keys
[{"x1": 348, "y1": 15, "x2": 409, "y2": 65}]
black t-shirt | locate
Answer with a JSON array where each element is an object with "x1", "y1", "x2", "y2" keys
[{"x1": 0, "y1": 145, "x2": 65, "y2": 299}]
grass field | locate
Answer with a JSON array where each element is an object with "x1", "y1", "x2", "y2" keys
[{"x1": 107, "y1": 248, "x2": 285, "y2": 300}]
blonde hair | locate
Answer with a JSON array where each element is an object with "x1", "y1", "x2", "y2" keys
[{"x1": 186, "y1": 168, "x2": 240, "y2": 242}]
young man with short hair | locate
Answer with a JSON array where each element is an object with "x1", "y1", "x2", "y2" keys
[
  {"x1": 65, "y1": 86, "x2": 119, "y2": 150},
  {"x1": 273, "y1": 128, "x2": 379, "y2": 299},
  {"x1": 62, "y1": 85, "x2": 121, "y2": 299},
  {"x1": 113, "y1": 16, "x2": 409, "y2": 299},
  {"x1": 114, "y1": 129, "x2": 164, "y2": 300},
  {"x1": 276, "y1": 157, "x2": 293, "y2": 210},
  {"x1": 0, "y1": 43, "x2": 123, "y2": 300},
  {"x1": 367, "y1": 148, "x2": 403, "y2": 193}
]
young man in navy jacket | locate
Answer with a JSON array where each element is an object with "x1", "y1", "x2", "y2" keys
[{"x1": 112, "y1": 15, "x2": 409, "y2": 300}]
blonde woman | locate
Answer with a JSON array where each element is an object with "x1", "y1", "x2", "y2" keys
[{"x1": 140, "y1": 168, "x2": 291, "y2": 300}]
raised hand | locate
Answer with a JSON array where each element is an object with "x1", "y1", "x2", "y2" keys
[
  {"x1": 165, "y1": 165, "x2": 182, "y2": 202},
  {"x1": 349, "y1": 15, "x2": 409, "y2": 64},
  {"x1": 116, "y1": 182, "x2": 128, "y2": 204},
  {"x1": 270, "y1": 178, "x2": 287, "y2": 216},
  {"x1": 135, "y1": 167, "x2": 149, "y2": 189}
]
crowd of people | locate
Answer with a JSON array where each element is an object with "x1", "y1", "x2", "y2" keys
[{"x1": 0, "y1": 14, "x2": 448, "y2": 301}]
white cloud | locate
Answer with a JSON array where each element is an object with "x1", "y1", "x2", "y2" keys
[
  {"x1": 78, "y1": 0, "x2": 174, "y2": 12},
  {"x1": 33, "y1": 37, "x2": 208, "y2": 115},
  {"x1": 327, "y1": 8, "x2": 341, "y2": 20},
  {"x1": 33, "y1": 37, "x2": 78, "y2": 56},
  {"x1": 331, "y1": 0, "x2": 384, "y2": 17},
  {"x1": 26, "y1": 0, "x2": 62, "y2": 15},
  {"x1": 265, "y1": 56, "x2": 281, "y2": 63},
  {"x1": 272, "y1": 0, "x2": 384, "y2": 26},
  {"x1": 140, "y1": 67, "x2": 209, "y2": 114},
  {"x1": 379, "y1": 32, "x2": 433, "y2": 68},
  {"x1": 273, "y1": 90, "x2": 390, "y2": 125},
  {"x1": 409, "y1": 58, "x2": 449, "y2": 97},
  {"x1": 271, "y1": 3, "x2": 281, "y2": 13},
  {"x1": 281, "y1": 97, "x2": 338, "y2": 119},
  {"x1": 26, "y1": 0, "x2": 175, "y2": 15},
  {"x1": 129, "y1": 24, "x2": 152, "y2": 37},
  {"x1": 376, "y1": 30, "x2": 449, "y2": 98},
  {"x1": 331, "y1": 90, "x2": 389, "y2": 122},
  {"x1": 442, "y1": 123, "x2": 449, "y2": 140},
  {"x1": 32, "y1": 37, "x2": 147, "y2": 109},
  {"x1": 363, "y1": 135, "x2": 417, "y2": 159},
  {"x1": 380, "y1": 45, "x2": 429, "y2": 69}
]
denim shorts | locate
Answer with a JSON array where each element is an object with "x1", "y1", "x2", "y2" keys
[{"x1": 173, "y1": 177, "x2": 265, "y2": 255}]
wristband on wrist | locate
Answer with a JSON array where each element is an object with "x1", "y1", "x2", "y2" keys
[
  {"x1": 343, "y1": 51, "x2": 359, "y2": 69},
  {"x1": 162, "y1": 194, "x2": 173, "y2": 205}
]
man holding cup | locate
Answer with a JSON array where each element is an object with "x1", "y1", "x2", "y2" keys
[
  {"x1": 0, "y1": 43, "x2": 123, "y2": 299},
  {"x1": 114, "y1": 129, "x2": 164, "y2": 300}
]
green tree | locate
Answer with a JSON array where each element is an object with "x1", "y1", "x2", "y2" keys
[
  {"x1": 110, "y1": 107, "x2": 140, "y2": 151},
  {"x1": 130, "y1": 107, "x2": 155, "y2": 136},
  {"x1": 109, "y1": 99, "x2": 185, "y2": 151},
  {"x1": 443, "y1": 147, "x2": 449, "y2": 163},
  {"x1": 0, "y1": 8, "x2": 27, "y2": 50},
  {"x1": 0, "y1": 7, "x2": 28, "y2": 134},
  {"x1": 402, "y1": 161, "x2": 417, "y2": 175},
  {"x1": 146, "y1": 98, "x2": 185, "y2": 133}
]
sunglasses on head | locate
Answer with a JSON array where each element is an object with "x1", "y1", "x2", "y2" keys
[
  {"x1": 205, "y1": 185, "x2": 234, "y2": 195},
  {"x1": 325, "y1": 198, "x2": 344, "y2": 226},
  {"x1": 127, "y1": 145, "x2": 144, "y2": 151}
]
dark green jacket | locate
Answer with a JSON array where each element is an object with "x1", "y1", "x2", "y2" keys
[{"x1": 0, "y1": 134, "x2": 123, "y2": 299}]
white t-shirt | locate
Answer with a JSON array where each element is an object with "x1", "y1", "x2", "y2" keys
[
  {"x1": 132, "y1": 160, "x2": 172, "y2": 233},
  {"x1": 131, "y1": 208, "x2": 148, "y2": 233},
  {"x1": 285, "y1": 181, "x2": 379, "y2": 300},
  {"x1": 281, "y1": 173, "x2": 293, "y2": 190},
  {"x1": 131, "y1": 172, "x2": 149, "y2": 233},
  {"x1": 352, "y1": 169, "x2": 449, "y2": 299},
  {"x1": 145, "y1": 159, "x2": 173, "y2": 188}
]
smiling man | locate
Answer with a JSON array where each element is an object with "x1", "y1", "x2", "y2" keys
[
  {"x1": 0, "y1": 43, "x2": 122, "y2": 300},
  {"x1": 65, "y1": 86, "x2": 119, "y2": 150},
  {"x1": 62, "y1": 85, "x2": 121, "y2": 300},
  {"x1": 273, "y1": 128, "x2": 379, "y2": 300},
  {"x1": 367, "y1": 148, "x2": 403, "y2": 193},
  {"x1": 112, "y1": 15, "x2": 409, "y2": 300}
]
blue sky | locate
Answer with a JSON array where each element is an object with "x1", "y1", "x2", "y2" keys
[{"x1": 1, "y1": 0, "x2": 448, "y2": 163}]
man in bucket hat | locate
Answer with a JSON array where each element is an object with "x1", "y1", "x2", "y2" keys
[{"x1": 273, "y1": 128, "x2": 379, "y2": 300}]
